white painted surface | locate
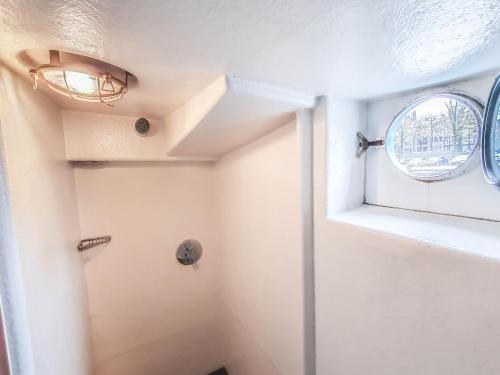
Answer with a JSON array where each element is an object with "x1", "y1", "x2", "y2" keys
[
  {"x1": 296, "y1": 110, "x2": 316, "y2": 375},
  {"x1": 365, "y1": 73, "x2": 500, "y2": 221},
  {"x1": 316, "y1": 219, "x2": 500, "y2": 375},
  {"x1": 73, "y1": 163, "x2": 227, "y2": 375},
  {"x1": 63, "y1": 75, "x2": 314, "y2": 160},
  {"x1": 164, "y1": 76, "x2": 228, "y2": 154},
  {"x1": 0, "y1": 70, "x2": 35, "y2": 375},
  {"x1": 324, "y1": 97, "x2": 367, "y2": 216},
  {"x1": 214, "y1": 121, "x2": 306, "y2": 375},
  {"x1": 314, "y1": 98, "x2": 500, "y2": 375},
  {"x1": 63, "y1": 111, "x2": 216, "y2": 162},
  {"x1": 1, "y1": 1, "x2": 500, "y2": 118},
  {"x1": 73, "y1": 120, "x2": 308, "y2": 375},
  {"x1": 167, "y1": 75, "x2": 315, "y2": 158},
  {"x1": 169, "y1": 92, "x2": 294, "y2": 157},
  {"x1": 0, "y1": 66, "x2": 92, "y2": 375},
  {"x1": 335, "y1": 205, "x2": 500, "y2": 260}
]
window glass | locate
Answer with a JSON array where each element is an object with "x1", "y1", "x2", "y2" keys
[
  {"x1": 495, "y1": 110, "x2": 500, "y2": 167},
  {"x1": 386, "y1": 93, "x2": 482, "y2": 181},
  {"x1": 482, "y1": 75, "x2": 500, "y2": 186}
]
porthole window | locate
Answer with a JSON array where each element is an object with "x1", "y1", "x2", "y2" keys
[
  {"x1": 482, "y1": 75, "x2": 500, "y2": 186},
  {"x1": 385, "y1": 93, "x2": 483, "y2": 181}
]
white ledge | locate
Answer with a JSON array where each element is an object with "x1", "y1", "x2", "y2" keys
[
  {"x1": 226, "y1": 75, "x2": 317, "y2": 108},
  {"x1": 331, "y1": 204, "x2": 500, "y2": 261},
  {"x1": 164, "y1": 75, "x2": 316, "y2": 158}
]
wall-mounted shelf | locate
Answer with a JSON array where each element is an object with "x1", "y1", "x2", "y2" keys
[{"x1": 164, "y1": 75, "x2": 317, "y2": 159}]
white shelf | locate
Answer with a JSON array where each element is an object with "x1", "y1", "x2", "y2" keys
[
  {"x1": 332, "y1": 205, "x2": 500, "y2": 261},
  {"x1": 164, "y1": 75, "x2": 316, "y2": 159}
]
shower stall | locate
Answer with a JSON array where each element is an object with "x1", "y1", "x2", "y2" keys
[{"x1": 0, "y1": 67, "x2": 315, "y2": 375}]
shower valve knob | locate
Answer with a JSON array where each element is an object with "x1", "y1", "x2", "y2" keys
[{"x1": 176, "y1": 239, "x2": 202, "y2": 265}]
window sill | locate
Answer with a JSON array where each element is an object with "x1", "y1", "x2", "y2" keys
[{"x1": 330, "y1": 204, "x2": 500, "y2": 260}]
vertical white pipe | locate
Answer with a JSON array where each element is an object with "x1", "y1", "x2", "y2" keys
[{"x1": 297, "y1": 109, "x2": 315, "y2": 375}]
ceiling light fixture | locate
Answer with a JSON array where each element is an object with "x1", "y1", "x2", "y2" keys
[{"x1": 30, "y1": 50, "x2": 129, "y2": 105}]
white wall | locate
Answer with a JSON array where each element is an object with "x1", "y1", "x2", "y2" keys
[
  {"x1": 315, "y1": 98, "x2": 500, "y2": 375},
  {"x1": 0, "y1": 66, "x2": 92, "y2": 375},
  {"x1": 324, "y1": 98, "x2": 366, "y2": 216},
  {"x1": 62, "y1": 111, "x2": 216, "y2": 162},
  {"x1": 72, "y1": 117, "x2": 310, "y2": 375},
  {"x1": 214, "y1": 121, "x2": 307, "y2": 375},
  {"x1": 0, "y1": 72, "x2": 34, "y2": 375},
  {"x1": 63, "y1": 111, "x2": 166, "y2": 161},
  {"x1": 73, "y1": 162, "x2": 228, "y2": 375},
  {"x1": 316, "y1": 221, "x2": 500, "y2": 375}
]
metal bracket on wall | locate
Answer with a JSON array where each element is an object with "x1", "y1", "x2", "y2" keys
[
  {"x1": 77, "y1": 236, "x2": 112, "y2": 252},
  {"x1": 356, "y1": 132, "x2": 385, "y2": 158}
]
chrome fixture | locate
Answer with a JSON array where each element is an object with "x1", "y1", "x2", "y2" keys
[
  {"x1": 356, "y1": 132, "x2": 384, "y2": 158},
  {"x1": 482, "y1": 74, "x2": 500, "y2": 187},
  {"x1": 135, "y1": 118, "x2": 150, "y2": 136},
  {"x1": 78, "y1": 236, "x2": 112, "y2": 252},
  {"x1": 176, "y1": 239, "x2": 202, "y2": 265}
]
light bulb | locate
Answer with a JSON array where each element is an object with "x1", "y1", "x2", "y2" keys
[
  {"x1": 32, "y1": 50, "x2": 128, "y2": 103},
  {"x1": 65, "y1": 71, "x2": 98, "y2": 94}
]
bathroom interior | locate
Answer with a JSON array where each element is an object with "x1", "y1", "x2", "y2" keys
[{"x1": 0, "y1": 1, "x2": 500, "y2": 375}]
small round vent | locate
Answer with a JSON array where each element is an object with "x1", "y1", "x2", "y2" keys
[{"x1": 135, "y1": 118, "x2": 150, "y2": 136}]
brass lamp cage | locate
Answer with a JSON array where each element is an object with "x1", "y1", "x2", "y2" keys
[{"x1": 29, "y1": 50, "x2": 128, "y2": 105}]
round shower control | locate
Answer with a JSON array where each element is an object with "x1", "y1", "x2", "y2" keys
[{"x1": 176, "y1": 239, "x2": 202, "y2": 265}]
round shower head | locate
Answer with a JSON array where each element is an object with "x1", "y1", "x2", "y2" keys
[{"x1": 135, "y1": 117, "x2": 150, "y2": 136}]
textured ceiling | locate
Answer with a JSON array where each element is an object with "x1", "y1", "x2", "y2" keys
[{"x1": 1, "y1": 0, "x2": 500, "y2": 118}]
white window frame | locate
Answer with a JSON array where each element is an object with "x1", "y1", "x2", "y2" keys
[
  {"x1": 482, "y1": 74, "x2": 500, "y2": 187},
  {"x1": 385, "y1": 92, "x2": 484, "y2": 182}
]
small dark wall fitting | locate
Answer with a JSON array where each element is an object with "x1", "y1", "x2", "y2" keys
[
  {"x1": 176, "y1": 239, "x2": 203, "y2": 265},
  {"x1": 356, "y1": 132, "x2": 384, "y2": 158},
  {"x1": 135, "y1": 117, "x2": 150, "y2": 136},
  {"x1": 208, "y1": 368, "x2": 229, "y2": 375}
]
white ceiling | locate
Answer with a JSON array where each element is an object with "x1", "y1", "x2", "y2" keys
[{"x1": 1, "y1": 0, "x2": 500, "y2": 118}]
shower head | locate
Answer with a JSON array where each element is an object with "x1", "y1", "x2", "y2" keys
[{"x1": 135, "y1": 117, "x2": 150, "y2": 136}]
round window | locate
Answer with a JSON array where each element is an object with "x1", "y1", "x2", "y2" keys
[
  {"x1": 385, "y1": 93, "x2": 483, "y2": 181},
  {"x1": 482, "y1": 75, "x2": 500, "y2": 186}
]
